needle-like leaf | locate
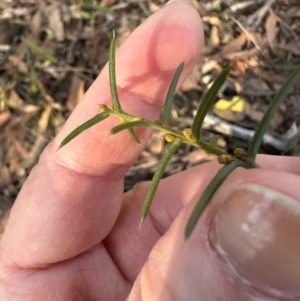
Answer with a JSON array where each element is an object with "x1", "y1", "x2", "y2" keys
[
  {"x1": 209, "y1": 134, "x2": 221, "y2": 147},
  {"x1": 59, "y1": 112, "x2": 109, "y2": 149},
  {"x1": 22, "y1": 37, "x2": 58, "y2": 64},
  {"x1": 247, "y1": 65, "x2": 300, "y2": 160},
  {"x1": 111, "y1": 120, "x2": 182, "y2": 139},
  {"x1": 109, "y1": 31, "x2": 121, "y2": 111},
  {"x1": 128, "y1": 127, "x2": 141, "y2": 143},
  {"x1": 185, "y1": 161, "x2": 238, "y2": 239},
  {"x1": 140, "y1": 140, "x2": 180, "y2": 226},
  {"x1": 161, "y1": 62, "x2": 184, "y2": 124},
  {"x1": 109, "y1": 32, "x2": 140, "y2": 141},
  {"x1": 192, "y1": 64, "x2": 231, "y2": 141},
  {"x1": 111, "y1": 120, "x2": 152, "y2": 134}
]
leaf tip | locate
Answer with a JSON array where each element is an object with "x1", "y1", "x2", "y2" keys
[
  {"x1": 56, "y1": 144, "x2": 63, "y2": 151},
  {"x1": 139, "y1": 218, "x2": 145, "y2": 229},
  {"x1": 184, "y1": 222, "x2": 193, "y2": 240},
  {"x1": 184, "y1": 229, "x2": 191, "y2": 240},
  {"x1": 57, "y1": 140, "x2": 67, "y2": 151}
]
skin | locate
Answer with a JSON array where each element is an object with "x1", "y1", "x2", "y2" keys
[{"x1": 1, "y1": 1, "x2": 300, "y2": 300}]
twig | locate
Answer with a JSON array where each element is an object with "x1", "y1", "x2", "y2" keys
[
  {"x1": 203, "y1": 114, "x2": 300, "y2": 152},
  {"x1": 227, "y1": 0, "x2": 265, "y2": 13},
  {"x1": 247, "y1": 0, "x2": 276, "y2": 30},
  {"x1": 229, "y1": 15, "x2": 277, "y2": 72}
]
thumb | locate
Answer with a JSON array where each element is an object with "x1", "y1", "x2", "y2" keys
[
  {"x1": 128, "y1": 167, "x2": 300, "y2": 300},
  {"x1": 210, "y1": 181, "x2": 300, "y2": 299}
]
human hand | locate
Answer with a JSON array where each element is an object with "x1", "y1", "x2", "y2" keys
[{"x1": 1, "y1": 1, "x2": 300, "y2": 300}]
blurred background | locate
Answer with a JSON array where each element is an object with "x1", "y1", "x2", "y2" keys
[{"x1": 0, "y1": 0, "x2": 299, "y2": 235}]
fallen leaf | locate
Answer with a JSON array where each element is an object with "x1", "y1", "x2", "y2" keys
[
  {"x1": 29, "y1": 7, "x2": 42, "y2": 38},
  {"x1": 66, "y1": 74, "x2": 85, "y2": 111},
  {"x1": 48, "y1": 4, "x2": 65, "y2": 42},
  {"x1": 8, "y1": 55, "x2": 28, "y2": 74},
  {"x1": 278, "y1": 42, "x2": 300, "y2": 56},
  {"x1": 253, "y1": 69, "x2": 285, "y2": 85},
  {"x1": 217, "y1": 48, "x2": 259, "y2": 60},
  {"x1": 213, "y1": 96, "x2": 251, "y2": 122},
  {"x1": 210, "y1": 25, "x2": 220, "y2": 48},
  {"x1": 265, "y1": 12, "x2": 278, "y2": 55},
  {"x1": 220, "y1": 33, "x2": 247, "y2": 58},
  {"x1": 203, "y1": 15, "x2": 222, "y2": 27},
  {"x1": 181, "y1": 62, "x2": 202, "y2": 91},
  {"x1": 8, "y1": 89, "x2": 39, "y2": 114},
  {"x1": 0, "y1": 111, "x2": 10, "y2": 126}
]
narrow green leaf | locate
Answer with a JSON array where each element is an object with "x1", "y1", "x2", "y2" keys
[
  {"x1": 22, "y1": 37, "x2": 58, "y2": 64},
  {"x1": 109, "y1": 32, "x2": 121, "y2": 111},
  {"x1": 185, "y1": 161, "x2": 238, "y2": 239},
  {"x1": 111, "y1": 120, "x2": 154, "y2": 134},
  {"x1": 191, "y1": 65, "x2": 232, "y2": 141},
  {"x1": 140, "y1": 141, "x2": 180, "y2": 225},
  {"x1": 161, "y1": 62, "x2": 184, "y2": 124},
  {"x1": 209, "y1": 134, "x2": 221, "y2": 147},
  {"x1": 59, "y1": 112, "x2": 109, "y2": 149},
  {"x1": 128, "y1": 127, "x2": 141, "y2": 143},
  {"x1": 82, "y1": 3, "x2": 113, "y2": 13},
  {"x1": 247, "y1": 65, "x2": 300, "y2": 160},
  {"x1": 108, "y1": 32, "x2": 140, "y2": 140}
]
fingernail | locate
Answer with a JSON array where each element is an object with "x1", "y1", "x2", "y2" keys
[{"x1": 209, "y1": 183, "x2": 300, "y2": 299}]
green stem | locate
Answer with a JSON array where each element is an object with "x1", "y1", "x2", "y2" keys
[{"x1": 105, "y1": 105, "x2": 258, "y2": 169}]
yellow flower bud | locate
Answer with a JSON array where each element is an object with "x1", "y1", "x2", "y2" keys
[
  {"x1": 233, "y1": 148, "x2": 247, "y2": 160},
  {"x1": 218, "y1": 154, "x2": 233, "y2": 164},
  {"x1": 183, "y1": 128, "x2": 193, "y2": 140},
  {"x1": 99, "y1": 104, "x2": 107, "y2": 113},
  {"x1": 165, "y1": 134, "x2": 176, "y2": 143}
]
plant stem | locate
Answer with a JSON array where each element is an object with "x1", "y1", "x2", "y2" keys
[{"x1": 106, "y1": 104, "x2": 258, "y2": 169}]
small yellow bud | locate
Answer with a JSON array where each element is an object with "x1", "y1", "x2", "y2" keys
[
  {"x1": 165, "y1": 134, "x2": 176, "y2": 143},
  {"x1": 218, "y1": 154, "x2": 233, "y2": 164},
  {"x1": 133, "y1": 116, "x2": 143, "y2": 121},
  {"x1": 119, "y1": 118, "x2": 126, "y2": 123},
  {"x1": 233, "y1": 148, "x2": 247, "y2": 160},
  {"x1": 99, "y1": 104, "x2": 107, "y2": 113},
  {"x1": 183, "y1": 128, "x2": 193, "y2": 140}
]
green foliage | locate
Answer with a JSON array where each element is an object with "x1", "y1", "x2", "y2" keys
[
  {"x1": 247, "y1": 65, "x2": 300, "y2": 160},
  {"x1": 82, "y1": 1, "x2": 113, "y2": 14},
  {"x1": 192, "y1": 64, "x2": 232, "y2": 141},
  {"x1": 141, "y1": 140, "x2": 180, "y2": 225},
  {"x1": 60, "y1": 34, "x2": 300, "y2": 238},
  {"x1": 22, "y1": 37, "x2": 58, "y2": 64},
  {"x1": 108, "y1": 33, "x2": 140, "y2": 143},
  {"x1": 59, "y1": 112, "x2": 108, "y2": 149},
  {"x1": 109, "y1": 32, "x2": 121, "y2": 111},
  {"x1": 161, "y1": 62, "x2": 184, "y2": 124},
  {"x1": 185, "y1": 161, "x2": 238, "y2": 238}
]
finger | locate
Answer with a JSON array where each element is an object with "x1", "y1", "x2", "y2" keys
[
  {"x1": 1, "y1": 243, "x2": 131, "y2": 301},
  {"x1": 54, "y1": 0, "x2": 203, "y2": 177},
  {"x1": 126, "y1": 161, "x2": 300, "y2": 300},
  {"x1": 104, "y1": 155, "x2": 300, "y2": 283},
  {"x1": 0, "y1": 1, "x2": 204, "y2": 268},
  {"x1": 256, "y1": 154, "x2": 300, "y2": 175}
]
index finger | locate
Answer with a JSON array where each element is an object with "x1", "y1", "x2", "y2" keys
[{"x1": 0, "y1": 1, "x2": 204, "y2": 268}]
